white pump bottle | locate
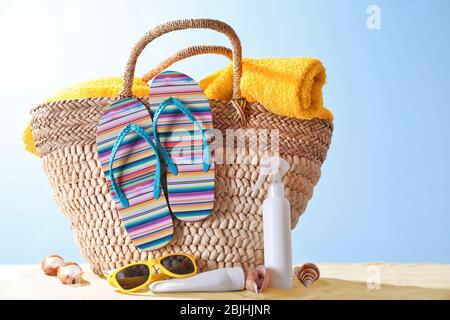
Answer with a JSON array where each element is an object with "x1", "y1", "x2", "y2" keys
[{"x1": 253, "y1": 156, "x2": 293, "y2": 289}]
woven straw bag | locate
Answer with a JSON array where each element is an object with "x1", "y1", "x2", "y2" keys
[{"x1": 30, "y1": 19, "x2": 333, "y2": 276}]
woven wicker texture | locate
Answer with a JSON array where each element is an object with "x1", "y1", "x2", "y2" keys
[{"x1": 30, "y1": 19, "x2": 333, "y2": 276}]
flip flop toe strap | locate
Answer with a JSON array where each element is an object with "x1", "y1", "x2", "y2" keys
[
  {"x1": 109, "y1": 124, "x2": 162, "y2": 208},
  {"x1": 153, "y1": 97, "x2": 211, "y2": 174}
]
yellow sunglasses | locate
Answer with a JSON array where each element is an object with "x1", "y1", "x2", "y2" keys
[{"x1": 107, "y1": 253, "x2": 198, "y2": 293}]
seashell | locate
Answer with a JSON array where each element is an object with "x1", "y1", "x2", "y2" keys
[
  {"x1": 57, "y1": 262, "x2": 84, "y2": 285},
  {"x1": 245, "y1": 265, "x2": 270, "y2": 294},
  {"x1": 294, "y1": 263, "x2": 320, "y2": 288},
  {"x1": 41, "y1": 254, "x2": 64, "y2": 276}
]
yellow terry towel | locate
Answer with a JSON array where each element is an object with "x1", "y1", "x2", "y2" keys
[
  {"x1": 23, "y1": 57, "x2": 333, "y2": 157},
  {"x1": 23, "y1": 77, "x2": 150, "y2": 156},
  {"x1": 199, "y1": 57, "x2": 333, "y2": 121}
]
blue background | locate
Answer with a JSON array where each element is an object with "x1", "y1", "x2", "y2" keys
[{"x1": 0, "y1": 0, "x2": 449, "y2": 264}]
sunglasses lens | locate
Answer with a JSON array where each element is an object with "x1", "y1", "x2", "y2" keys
[
  {"x1": 115, "y1": 264, "x2": 150, "y2": 290},
  {"x1": 160, "y1": 255, "x2": 195, "y2": 275}
]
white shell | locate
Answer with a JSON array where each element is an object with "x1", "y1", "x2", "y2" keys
[
  {"x1": 246, "y1": 265, "x2": 270, "y2": 294},
  {"x1": 57, "y1": 262, "x2": 84, "y2": 285},
  {"x1": 41, "y1": 255, "x2": 64, "y2": 276}
]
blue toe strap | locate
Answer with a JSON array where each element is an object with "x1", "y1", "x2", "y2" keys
[
  {"x1": 152, "y1": 97, "x2": 211, "y2": 173},
  {"x1": 109, "y1": 124, "x2": 162, "y2": 208}
]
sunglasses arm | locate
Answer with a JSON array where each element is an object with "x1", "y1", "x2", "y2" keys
[{"x1": 106, "y1": 273, "x2": 117, "y2": 287}]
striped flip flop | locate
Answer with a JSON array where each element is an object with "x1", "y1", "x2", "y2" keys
[
  {"x1": 96, "y1": 98, "x2": 175, "y2": 250},
  {"x1": 149, "y1": 71, "x2": 215, "y2": 222}
]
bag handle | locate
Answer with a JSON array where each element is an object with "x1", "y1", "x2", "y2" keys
[
  {"x1": 142, "y1": 44, "x2": 248, "y2": 126},
  {"x1": 141, "y1": 45, "x2": 232, "y2": 82},
  {"x1": 120, "y1": 19, "x2": 242, "y2": 99}
]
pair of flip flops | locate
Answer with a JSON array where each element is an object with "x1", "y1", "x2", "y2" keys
[{"x1": 96, "y1": 71, "x2": 215, "y2": 251}]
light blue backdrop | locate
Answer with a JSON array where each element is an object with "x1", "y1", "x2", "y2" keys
[{"x1": 0, "y1": 0, "x2": 449, "y2": 264}]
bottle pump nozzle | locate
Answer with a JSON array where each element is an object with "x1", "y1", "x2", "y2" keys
[{"x1": 252, "y1": 156, "x2": 290, "y2": 193}]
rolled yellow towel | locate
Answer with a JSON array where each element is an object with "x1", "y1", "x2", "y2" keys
[
  {"x1": 199, "y1": 57, "x2": 333, "y2": 121},
  {"x1": 23, "y1": 57, "x2": 333, "y2": 157},
  {"x1": 23, "y1": 123, "x2": 39, "y2": 156},
  {"x1": 23, "y1": 77, "x2": 149, "y2": 157},
  {"x1": 43, "y1": 77, "x2": 150, "y2": 103}
]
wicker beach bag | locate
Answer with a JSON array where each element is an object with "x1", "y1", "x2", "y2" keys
[{"x1": 30, "y1": 19, "x2": 333, "y2": 276}]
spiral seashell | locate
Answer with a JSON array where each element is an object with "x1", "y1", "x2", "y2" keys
[
  {"x1": 41, "y1": 254, "x2": 64, "y2": 276},
  {"x1": 57, "y1": 262, "x2": 84, "y2": 285},
  {"x1": 294, "y1": 263, "x2": 320, "y2": 288},
  {"x1": 246, "y1": 265, "x2": 270, "y2": 294}
]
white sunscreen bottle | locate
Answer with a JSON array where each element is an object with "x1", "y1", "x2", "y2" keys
[
  {"x1": 149, "y1": 267, "x2": 245, "y2": 292},
  {"x1": 253, "y1": 156, "x2": 293, "y2": 289}
]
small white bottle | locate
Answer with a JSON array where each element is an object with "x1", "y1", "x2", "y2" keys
[
  {"x1": 149, "y1": 267, "x2": 245, "y2": 292},
  {"x1": 253, "y1": 156, "x2": 293, "y2": 289}
]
